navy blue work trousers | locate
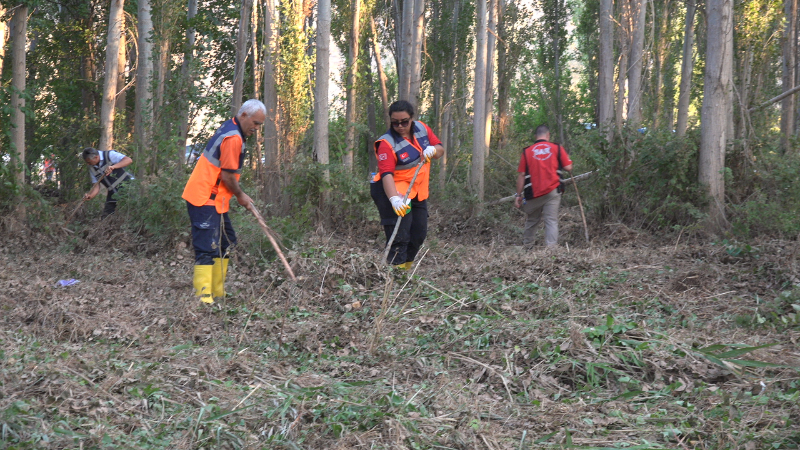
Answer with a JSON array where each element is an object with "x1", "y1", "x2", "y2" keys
[
  {"x1": 187, "y1": 202, "x2": 237, "y2": 265},
  {"x1": 370, "y1": 181, "x2": 428, "y2": 265}
]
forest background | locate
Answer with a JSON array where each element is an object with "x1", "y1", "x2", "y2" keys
[{"x1": 1, "y1": 0, "x2": 800, "y2": 448}]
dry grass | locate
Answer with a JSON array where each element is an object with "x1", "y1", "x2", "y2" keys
[{"x1": 1, "y1": 210, "x2": 799, "y2": 449}]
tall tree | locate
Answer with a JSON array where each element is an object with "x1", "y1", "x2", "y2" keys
[
  {"x1": 343, "y1": 0, "x2": 360, "y2": 169},
  {"x1": 99, "y1": 0, "x2": 125, "y2": 151},
  {"x1": 232, "y1": 0, "x2": 253, "y2": 115},
  {"x1": 781, "y1": 0, "x2": 797, "y2": 151},
  {"x1": 408, "y1": 0, "x2": 425, "y2": 104},
  {"x1": 0, "y1": 5, "x2": 6, "y2": 84},
  {"x1": 370, "y1": 16, "x2": 389, "y2": 129},
  {"x1": 178, "y1": 0, "x2": 198, "y2": 150},
  {"x1": 626, "y1": 0, "x2": 645, "y2": 129},
  {"x1": 135, "y1": 0, "x2": 153, "y2": 176},
  {"x1": 314, "y1": 0, "x2": 331, "y2": 173},
  {"x1": 484, "y1": 0, "x2": 497, "y2": 149},
  {"x1": 115, "y1": 23, "x2": 127, "y2": 115},
  {"x1": 10, "y1": 5, "x2": 27, "y2": 186},
  {"x1": 598, "y1": 0, "x2": 614, "y2": 141},
  {"x1": 471, "y1": 0, "x2": 488, "y2": 202},
  {"x1": 699, "y1": 0, "x2": 733, "y2": 230},
  {"x1": 615, "y1": 0, "x2": 629, "y2": 133},
  {"x1": 262, "y1": 0, "x2": 279, "y2": 202},
  {"x1": 398, "y1": 0, "x2": 413, "y2": 100},
  {"x1": 676, "y1": 0, "x2": 696, "y2": 136}
]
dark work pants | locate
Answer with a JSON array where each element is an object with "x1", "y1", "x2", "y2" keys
[
  {"x1": 370, "y1": 181, "x2": 428, "y2": 265},
  {"x1": 101, "y1": 191, "x2": 118, "y2": 218},
  {"x1": 187, "y1": 202, "x2": 238, "y2": 265}
]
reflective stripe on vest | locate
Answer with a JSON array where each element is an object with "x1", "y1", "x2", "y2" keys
[
  {"x1": 375, "y1": 121, "x2": 431, "y2": 170},
  {"x1": 89, "y1": 151, "x2": 131, "y2": 192},
  {"x1": 201, "y1": 119, "x2": 246, "y2": 173}
]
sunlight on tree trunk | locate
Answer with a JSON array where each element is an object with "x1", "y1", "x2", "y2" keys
[
  {"x1": 99, "y1": 0, "x2": 124, "y2": 151},
  {"x1": 399, "y1": 0, "x2": 413, "y2": 100},
  {"x1": 314, "y1": 0, "x2": 331, "y2": 175},
  {"x1": 178, "y1": 0, "x2": 198, "y2": 151},
  {"x1": 409, "y1": 0, "x2": 425, "y2": 105},
  {"x1": 115, "y1": 26, "x2": 127, "y2": 116},
  {"x1": 781, "y1": 0, "x2": 797, "y2": 152},
  {"x1": 262, "y1": 0, "x2": 280, "y2": 204},
  {"x1": 135, "y1": 0, "x2": 153, "y2": 177},
  {"x1": 370, "y1": 17, "x2": 390, "y2": 130},
  {"x1": 598, "y1": 0, "x2": 615, "y2": 142},
  {"x1": 626, "y1": 0, "x2": 645, "y2": 130}
]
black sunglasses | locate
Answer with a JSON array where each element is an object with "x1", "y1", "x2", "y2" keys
[{"x1": 391, "y1": 119, "x2": 411, "y2": 127}]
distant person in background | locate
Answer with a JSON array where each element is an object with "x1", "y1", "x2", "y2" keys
[
  {"x1": 370, "y1": 100, "x2": 444, "y2": 269},
  {"x1": 43, "y1": 155, "x2": 56, "y2": 181},
  {"x1": 514, "y1": 125, "x2": 573, "y2": 247},
  {"x1": 182, "y1": 99, "x2": 265, "y2": 305},
  {"x1": 82, "y1": 147, "x2": 134, "y2": 219}
]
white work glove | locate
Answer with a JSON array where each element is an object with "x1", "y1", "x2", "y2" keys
[
  {"x1": 423, "y1": 145, "x2": 437, "y2": 163},
  {"x1": 389, "y1": 195, "x2": 411, "y2": 217}
]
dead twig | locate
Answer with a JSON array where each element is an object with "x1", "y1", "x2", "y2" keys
[{"x1": 249, "y1": 203, "x2": 297, "y2": 281}]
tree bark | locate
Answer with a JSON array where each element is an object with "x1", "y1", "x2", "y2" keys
[
  {"x1": 408, "y1": 0, "x2": 425, "y2": 105},
  {"x1": 782, "y1": 0, "x2": 797, "y2": 151},
  {"x1": 370, "y1": 17, "x2": 390, "y2": 129},
  {"x1": 0, "y1": 6, "x2": 6, "y2": 86},
  {"x1": 115, "y1": 24, "x2": 127, "y2": 115},
  {"x1": 399, "y1": 0, "x2": 413, "y2": 100},
  {"x1": 99, "y1": 0, "x2": 124, "y2": 151},
  {"x1": 343, "y1": 0, "x2": 360, "y2": 169},
  {"x1": 598, "y1": 0, "x2": 614, "y2": 141},
  {"x1": 10, "y1": 6, "x2": 27, "y2": 187},
  {"x1": 471, "y1": 0, "x2": 488, "y2": 203},
  {"x1": 315, "y1": 0, "x2": 331, "y2": 171},
  {"x1": 135, "y1": 0, "x2": 153, "y2": 177},
  {"x1": 232, "y1": 0, "x2": 253, "y2": 116},
  {"x1": 626, "y1": 0, "x2": 645, "y2": 129},
  {"x1": 178, "y1": 0, "x2": 198, "y2": 151},
  {"x1": 615, "y1": 0, "x2": 629, "y2": 135},
  {"x1": 262, "y1": 0, "x2": 280, "y2": 203},
  {"x1": 699, "y1": 0, "x2": 733, "y2": 230},
  {"x1": 676, "y1": 0, "x2": 696, "y2": 136}
]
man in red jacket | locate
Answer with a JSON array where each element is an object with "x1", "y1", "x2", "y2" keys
[{"x1": 514, "y1": 125, "x2": 573, "y2": 247}]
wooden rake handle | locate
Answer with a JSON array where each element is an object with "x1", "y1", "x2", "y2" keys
[
  {"x1": 249, "y1": 203, "x2": 297, "y2": 281},
  {"x1": 383, "y1": 159, "x2": 426, "y2": 265}
]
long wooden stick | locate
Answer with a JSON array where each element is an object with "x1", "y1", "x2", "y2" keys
[
  {"x1": 382, "y1": 160, "x2": 426, "y2": 265},
  {"x1": 65, "y1": 172, "x2": 108, "y2": 224},
  {"x1": 249, "y1": 203, "x2": 297, "y2": 281},
  {"x1": 568, "y1": 169, "x2": 590, "y2": 243}
]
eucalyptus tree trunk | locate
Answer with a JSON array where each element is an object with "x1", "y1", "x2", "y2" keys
[
  {"x1": 398, "y1": 0, "x2": 413, "y2": 100},
  {"x1": 495, "y1": 0, "x2": 511, "y2": 148},
  {"x1": 370, "y1": 16, "x2": 390, "y2": 129},
  {"x1": 232, "y1": 0, "x2": 253, "y2": 116},
  {"x1": 314, "y1": 0, "x2": 331, "y2": 173},
  {"x1": 439, "y1": 0, "x2": 460, "y2": 191},
  {"x1": 782, "y1": 0, "x2": 797, "y2": 151},
  {"x1": 10, "y1": 5, "x2": 27, "y2": 186},
  {"x1": 262, "y1": 0, "x2": 280, "y2": 203},
  {"x1": 676, "y1": 0, "x2": 695, "y2": 136},
  {"x1": 154, "y1": 37, "x2": 170, "y2": 127},
  {"x1": 484, "y1": 0, "x2": 497, "y2": 154},
  {"x1": 99, "y1": 0, "x2": 125, "y2": 151},
  {"x1": 250, "y1": 0, "x2": 261, "y2": 172},
  {"x1": 135, "y1": 0, "x2": 153, "y2": 176},
  {"x1": 343, "y1": 0, "x2": 360, "y2": 170},
  {"x1": 115, "y1": 27, "x2": 127, "y2": 114},
  {"x1": 598, "y1": 0, "x2": 614, "y2": 141},
  {"x1": 471, "y1": 0, "x2": 488, "y2": 203},
  {"x1": 652, "y1": 0, "x2": 673, "y2": 130},
  {"x1": 178, "y1": 0, "x2": 198, "y2": 151},
  {"x1": 615, "y1": 0, "x2": 629, "y2": 134},
  {"x1": 408, "y1": 0, "x2": 425, "y2": 105},
  {"x1": 626, "y1": 0, "x2": 645, "y2": 129},
  {"x1": 0, "y1": 6, "x2": 6, "y2": 84},
  {"x1": 699, "y1": 0, "x2": 733, "y2": 231}
]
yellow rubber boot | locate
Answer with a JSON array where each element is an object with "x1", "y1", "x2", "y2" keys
[
  {"x1": 401, "y1": 261, "x2": 413, "y2": 270},
  {"x1": 212, "y1": 258, "x2": 229, "y2": 299},
  {"x1": 193, "y1": 265, "x2": 214, "y2": 304}
]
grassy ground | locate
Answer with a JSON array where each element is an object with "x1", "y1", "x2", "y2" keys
[{"x1": 1, "y1": 208, "x2": 799, "y2": 449}]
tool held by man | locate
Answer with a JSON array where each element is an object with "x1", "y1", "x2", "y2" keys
[
  {"x1": 250, "y1": 203, "x2": 297, "y2": 281},
  {"x1": 65, "y1": 172, "x2": 107, "y2": 224},
  {"x1": 568, "y1": 169, "x2": 590, "y2": 243}
]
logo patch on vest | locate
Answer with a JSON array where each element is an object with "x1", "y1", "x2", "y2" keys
[
  {"x1": 532, "y1": 144, "x2": 552, "y2": 161},
  {"x1": 378, "y1": 153, "x2": 388, "y2": 161},
  {"x1": 400, "y1": 152, "x2": 409, "y2": 160}
]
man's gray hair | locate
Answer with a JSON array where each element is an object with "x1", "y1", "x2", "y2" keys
[
  {"x1": 238, "y1": 99, "x2": 267, "y2": 117},
  {"x1": 82, "y1": 147, "x2": 99, "y2": 160}
]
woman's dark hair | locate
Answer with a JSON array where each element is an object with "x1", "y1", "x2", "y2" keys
[{"x1": 388, "y1": 100, "x2": 415, "y2": 118}]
